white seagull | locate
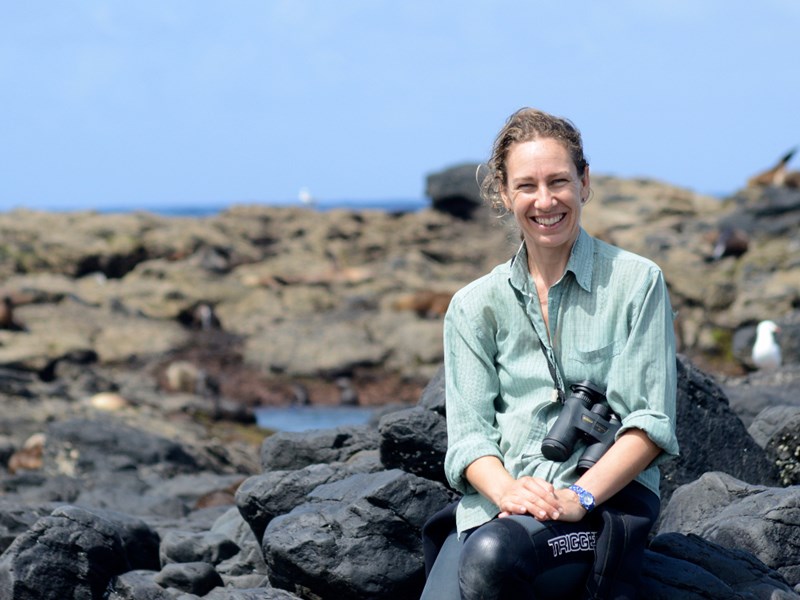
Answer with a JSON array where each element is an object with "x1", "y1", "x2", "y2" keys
[{"x1": 751, "y1": 320, "x2": 782, "y2": 371}]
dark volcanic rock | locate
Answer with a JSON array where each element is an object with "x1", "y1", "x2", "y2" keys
[
  {"x1": 764, "y1": 411, "x2": 800, "y2": 486},
  {"x1": 259, "y1": 424, "x2": 380, "y2": 471},
  {"x1": 748, "y1": 405, "x2": 800, "y2": 448},
  {"x1": 106, "y1": 570, "x2": 172, "y2": 600},
  {"x1": 0, "y1": 501, "x2": 58, "y2": 555},
  {"x1": 43, "y1": 417, "x2": 199, "y2": 476},
  {"x1": 425, "y1": 162, "x2": 485, "y2": 218},
  {"x1": 642, "y1": 532, "x2": 797, "y2": 599},
  {"x1": 0, "y1": 505, "x2": 157, "y2": 600},
  {"x1": 722, "y1": 364, "x2": 800, "y2": 428},
  {"x1": 153, "y1": 561, "x2": 224, "y2": 595},
  {"x1": 659, "y1": 355, "x2": 780, "y2": 505},
  {"x1": 159, "y1": 530, "x2": 239, "y2": 566},
  {"x1": 262, "y1": 469, "x2": 451, "y2": 600},
  {"x1": 417, "y1": 364, "x2": 446, "y2": 415},
  {"x1": 378, "y1": 406, "x2": 448, "y2": 483},
  {"x1": 658, "y1": 471, "x2": 800, "y2": 590},
  {"x1": 236, "y1": 461, "x2": 382, "y2": 542}
]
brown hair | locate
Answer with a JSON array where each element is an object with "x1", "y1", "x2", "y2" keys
[{"x1": 480, "y1": 107, "x2": 589, "y2": 211}]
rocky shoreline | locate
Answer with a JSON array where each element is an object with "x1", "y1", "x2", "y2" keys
[{"x1": 0, "y1": 171, "x2": 798, "y2": 597}]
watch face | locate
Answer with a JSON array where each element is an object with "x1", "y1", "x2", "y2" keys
[{"x1": 570, "y1": 485, "x2": 594, "y2": 511}]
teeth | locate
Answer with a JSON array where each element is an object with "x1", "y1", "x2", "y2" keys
[{"x1": 534, "y1": 214, "x2": 563, "y2": 226}]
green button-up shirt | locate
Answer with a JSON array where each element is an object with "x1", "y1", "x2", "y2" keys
[{"x1": 443, "y1": 228, "x2": 679, "y2": 534}]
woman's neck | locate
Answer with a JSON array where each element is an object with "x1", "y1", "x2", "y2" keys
[{"x1": 526, "y1": 245, "x2": 571, "y2": 289}]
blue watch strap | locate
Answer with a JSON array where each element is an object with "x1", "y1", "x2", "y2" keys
[{"x1": 568, "y1": 484, "x2": 596, "y2": 512}]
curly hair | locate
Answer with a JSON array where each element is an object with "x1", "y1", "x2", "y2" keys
[{"x1": 480, "y1": 108, "x2": 589, "y2": 211}]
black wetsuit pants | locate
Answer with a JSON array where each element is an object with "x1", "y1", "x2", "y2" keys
[{"x1": 420, "y1": 481, "x2": 659, "y2": 600}]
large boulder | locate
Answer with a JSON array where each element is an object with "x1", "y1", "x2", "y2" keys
[
  {"x1": 262, "y1": 469, "x2": 451, "y2": 600},
  {"x1": 236, "y1": 459, "x2": 383, "y2": 542},
  {"x1": 0, "y1": 505, "x2": 159, "y2": 600},
  {"x1": 378, "y1": 406, "x2": 448, "y2": 483},
  {"x1": 641, "y1": 532, "x2": 797, "y2": 598},
  {"x1": 657, "y1": 471, "x2": 800, "y2": 588},
  {"x1": 425, "y1": 162, "x2": 485, "y2": 219},
  {"x1": 659, "y1": 355, "x2": 780, "y2": 505}
]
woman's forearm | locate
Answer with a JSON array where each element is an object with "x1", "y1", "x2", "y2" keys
[
  {"x1": 573, "y1": 428, "x2": 661, "y2": 505},
  {"x1": 464, "y1": 456, "x2": 515, "y2": 507}
]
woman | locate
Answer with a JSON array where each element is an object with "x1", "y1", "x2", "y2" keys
[{"x1": 421, "y1": 108, "x2": 679, "y2": 599}]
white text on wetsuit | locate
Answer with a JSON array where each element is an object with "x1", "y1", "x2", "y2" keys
[{"x1": 547, "y1": 531, "x2": 597, "y2": 557}]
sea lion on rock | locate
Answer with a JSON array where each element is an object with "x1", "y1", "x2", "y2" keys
[
  {"x1": 747, "y1": 147, "x2": 797, "y2": 187},
  {"x1": 392, "y1": 290, "x2": 453, "y2": 318},
  {"x1": 7, "y1": 433, "x2": 46, "y2": 474}
]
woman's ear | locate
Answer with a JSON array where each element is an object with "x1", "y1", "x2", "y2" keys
[
  {"x1": 500, "y1": 185, "x2": 513, "y2": 211},
  {"x1": 580, "y1": 166, "x2": 591, "y2": 204}
]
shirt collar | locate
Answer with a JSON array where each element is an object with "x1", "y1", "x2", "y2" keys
[{"x1": 509, "y1": 228, "x2": 594, "y2": 293}]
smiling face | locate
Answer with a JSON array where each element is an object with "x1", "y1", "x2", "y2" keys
[{"x1": 501, "y1": 137, "x2": 590, "y2": 255}]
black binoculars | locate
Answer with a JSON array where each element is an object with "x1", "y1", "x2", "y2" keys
[{"x1": 541, "y1": 380, "x2": 620, "y2": 471}]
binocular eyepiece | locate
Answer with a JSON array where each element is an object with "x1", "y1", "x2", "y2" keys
[{"x1": 541, "y1": 380, "x2": 620, "y2": 471}]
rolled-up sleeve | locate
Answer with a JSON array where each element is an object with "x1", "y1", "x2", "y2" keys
[
  {"x1": 606, "y1": 268, "x2": 680, "y2": 465},
  {"x1": 442, "y1": 292, "x2": 505, "y2": 494}
]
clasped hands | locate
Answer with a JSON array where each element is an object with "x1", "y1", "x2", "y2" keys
[{"x1": 495, "y1": 476, "x2": 586, "y2": 522}]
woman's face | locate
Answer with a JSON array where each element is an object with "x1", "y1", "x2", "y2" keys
[{"x1": 501, "y1": 137, "x2": 589, "y2": 254}]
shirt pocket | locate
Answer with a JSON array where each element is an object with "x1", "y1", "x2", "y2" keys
[
  {"x1": 562, "y1": 338, "x2": 624, "y2": 385},
  {"x1": 572, "y1": 339, "x2": 624, "y2": 365}
]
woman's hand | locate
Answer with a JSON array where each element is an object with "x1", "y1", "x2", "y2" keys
[
  {"x1": 499, "y1": 487, "x2": 588, "y2": 522},
  {"x1": 496, "y1": 476, "x2": 563, "y2": 521},
  {"x1": 465, "y1": 457, "x2": 565, "y2": 521},
  {"x1": 552, "y1": 488, "x2": 588, "y2": 522}
]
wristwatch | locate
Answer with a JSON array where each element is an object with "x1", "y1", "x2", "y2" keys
[{"x1": 568, "y1": 484, "x2": 596, "y2": 512}]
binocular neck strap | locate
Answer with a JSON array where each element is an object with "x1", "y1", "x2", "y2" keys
[{"x1": 537, "y1": 336, "x2": 566, "y2": 404}]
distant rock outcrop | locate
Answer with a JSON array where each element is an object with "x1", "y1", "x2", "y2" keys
[{"x1": 425, "y1": 162, "x2": 485, "y2": 218}]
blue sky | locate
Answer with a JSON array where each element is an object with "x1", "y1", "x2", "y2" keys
[{"x1": 1, "y1": 1, "x2": 798, "y2": 211}]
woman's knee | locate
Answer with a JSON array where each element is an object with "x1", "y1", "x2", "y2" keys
[{"x1": 458, "y1": 519, "x2": 531, "y2": 598}]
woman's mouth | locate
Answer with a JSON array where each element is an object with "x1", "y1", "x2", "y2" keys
[{"x1": 532, "y1": 214, "x2": 565, "y2": 227}]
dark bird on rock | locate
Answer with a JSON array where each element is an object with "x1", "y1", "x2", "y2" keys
[
  {"x1": 706, "y1": 226, "x2": 750, "y2": 262},
  {"x1": 747, "y1": 147, "x2": 797, "y2": 187},
  {"x1": 336, "y1": 377, "x2": 359, "y2": 406},
  {"x1": 178, "y1": 302, "x2": 222, "y2": 330},
  {"x1": 0, "y1": 295, "x2": 26, "y2": 331}
]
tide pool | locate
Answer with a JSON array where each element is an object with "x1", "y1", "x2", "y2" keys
[{"x1": 255, "y1": 405, "x2": 376, "y2": 432}]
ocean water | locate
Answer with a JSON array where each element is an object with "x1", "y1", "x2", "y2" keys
[
  {"x1": 96, "y1": 197, "x2": 429, "y2": 217},
  {"x1": 1, "y1": 197, "x2": 429, "y2": 216}
]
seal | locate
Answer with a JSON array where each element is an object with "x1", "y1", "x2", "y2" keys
[
  {"x1": 706, "y1": 226, "x2": 749, "y2": 262},
  {"x1": 747, "y1": 147, "x2": 797, "y2": 187}
]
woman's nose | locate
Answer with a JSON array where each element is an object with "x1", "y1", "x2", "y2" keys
[{"x1": 533, "y1": 188, "x2": 556, "y2": 209}]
